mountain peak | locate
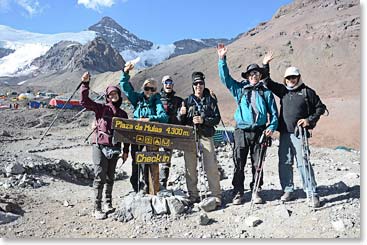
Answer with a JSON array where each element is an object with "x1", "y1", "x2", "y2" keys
[{"x1": 88, "y1": 16, "x2": 153, "y2": 52}]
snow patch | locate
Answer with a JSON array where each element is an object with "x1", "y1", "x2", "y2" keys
[
  {"x1": 0, "y1": 25, "x2": 96, "y2": 77},
  {"x1": 121, "y1": 44, "x2": 176, "y2": 68},
  {"x1": 0, "y1": 43, "x2": 50, "y2": 77}
]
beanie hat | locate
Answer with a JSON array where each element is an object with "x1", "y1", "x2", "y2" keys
[{"x1": 192, "y1": 71, "x2": 205, "y2": 83}]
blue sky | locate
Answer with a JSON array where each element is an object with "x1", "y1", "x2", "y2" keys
[{"x1": 0, "y1": 0, "x2": 292, "y2": 44}]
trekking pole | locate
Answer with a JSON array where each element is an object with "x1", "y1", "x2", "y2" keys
[
  {"x1": 208, "y1": 89, "x2": 234, "y2": 152},
  {"x1": 220, "y1": 119, "x2": 234, "y2": 152},
  {"x1": 38, "y1": 81, "x2": 83, "y2": 145},
  {"x1": 249, "y1": 132, "x2": 271, "y2": 213},
  {"x1": 194, "y1": 124, "x2": 206, "y2": 202},
  {"x1": 69, "y1": 92, "x2": 105, "y2": 121},
  {"x1": 298, "y1": 126, "x2": 314, "y2": 208},
  {"x1": 84, "y1": 127, "x2": 97, "y2": 143}
]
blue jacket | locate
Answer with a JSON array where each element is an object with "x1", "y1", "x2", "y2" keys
[
  {"x1": 218, "y1": 58, "x2": 278, "y2": 131},
  {"x1": 119, "y1": 72, "x2": 168, "y2": 123}
]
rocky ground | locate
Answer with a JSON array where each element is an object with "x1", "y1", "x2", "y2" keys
[{"x1": 0, "y1": 107, "x2": 361, "y2": 239}]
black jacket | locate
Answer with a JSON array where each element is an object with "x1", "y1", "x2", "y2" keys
[
  {"x1": 263, "y1": 70, "x2": 326, "y2": 133},
  {"x1": 160, "y1": 89, "x2": 183, "y2": 125},
  {"x1": 178, "y1": 88, "x2": 221, "y2": 137}
]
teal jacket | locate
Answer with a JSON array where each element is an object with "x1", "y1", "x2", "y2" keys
[
  {"x1": 119, "y1": 72, "x2": 168, "y2": 123},
  {"x1": 218, "y1": 58, "x2": 278, "y2": 131}
]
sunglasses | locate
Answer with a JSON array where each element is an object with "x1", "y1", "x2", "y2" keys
[
  {"x1": 164, "y1": 80, "x2": 174, "y2": 85},
  {"x1": 144, "y1": 86, "x2": 156, "y2": 92},
  {"x1": 286, "y1": 75, "x2": 299, "y2": 80},
  {"x1": 249, "y1": 71, "x2": 260, "y2": 76},
  {"x1": 193, "y1": 82, "x2": 204, "y2": 86}
]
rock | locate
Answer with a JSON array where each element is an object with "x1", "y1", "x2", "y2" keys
[
  {"x1": 0, "y1": 202, "x2": 22, "y2": 214},
  {"x1": 5, "y1": 163, "x2": 25, "y2": 175},
  {"x1": 130, "y1": 195, "x2": 153, "y2": 221},
  {"x1": 332, "y1": 220, "x2": 345, "y2": 232},
  {"x1": 166, "y1": 197, "x2": 186, "y2": 215},
  {"x1": 114, "y1": 206, "x2": 134, "y2": 222},
  {"x1": 0, "y1": 130, "x2": 12, "y2": 137},
  {"x1": 63, "y1": 200, "x2": 70, "y2": 207},
  {"x1": 151, "y1": 196, "x2": 168, "y2": 215},
  {"x1": 245, "y1": 216, "x2": 262, "y2": 227},
  {"x1": 198, "y1": 212, "x2": 210, "y2": 225},
  {"x1": 0, "y1": 211, "x2": 20, "y2": 225},
  {"x1": 198, "y1": 197, "x2": 217, "y2": 212}
]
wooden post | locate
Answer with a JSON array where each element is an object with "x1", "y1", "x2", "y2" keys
[
  {"x1": 147, "y1": 164, "x2": 160, "y2": 195},
  {"x1": 146, "y1": 146, "x2": 160, "y2": 195}
]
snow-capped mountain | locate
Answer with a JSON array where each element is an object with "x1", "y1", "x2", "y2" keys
[
  {"x1": 0, "y1": 16, "x2": 232, "y2": 78},
  {"x1": 0, "y1": 24, "x2": 96, "y2": 77},
  {"x1": 88, "y1": 16, "x2": 153, "y2": 53}
]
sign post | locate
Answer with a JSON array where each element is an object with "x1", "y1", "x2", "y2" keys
[{"x1": 112, "y1": 118, "x2": 195, "y2": 195}]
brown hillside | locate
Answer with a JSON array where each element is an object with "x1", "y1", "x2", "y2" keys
[{"x1": 126, "y1": 0, "x2": 360, "y2": 149}]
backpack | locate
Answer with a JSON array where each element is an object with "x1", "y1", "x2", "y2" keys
[
  {"x1": 239, "y1": 86, "x2": 329, "y2": 118},
  {"x1": 238, "y1": 85, "x2": 270, "y2": 113}
]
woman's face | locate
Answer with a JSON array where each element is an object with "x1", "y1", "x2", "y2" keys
[
  {"x1": 108, "y1": 91, "x2": 119, "y2": 102},
  {"x1": 143, "y1": 82, "x2": 157, "y2": 98},
  {"x1": 285, "y1": 75, "x2": 300, "y2": 87}
]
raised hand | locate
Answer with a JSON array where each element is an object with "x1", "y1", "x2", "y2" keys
[
  {"x1": 263, "y1": 51, "x2": 274, "y2": 65},
  {"x1": 81, "y1": 71, "x2": 90, "y2": 82},
  {"x1": 217, "y1": 43, "x2": 227, "y2": 59},
  {"x1": 180, "y1": 101, "x2": 187, "y2": 115},
  {"x1": 124, "y1": 62, "x2": 134, "y2": 73}
]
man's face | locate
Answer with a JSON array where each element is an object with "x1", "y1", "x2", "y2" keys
[
  {"x1": 163, "y1": 80, "x2": 174, "y2": 93},
  {"x1": 247, "y1": 70, "x2": 262, "y2": 85},
  {"x1": 193, "y1": 81, "x2": 204, "y2": 97},
  {"x1": 285, "y1": 75, "x2": 300, "y2": 87}
]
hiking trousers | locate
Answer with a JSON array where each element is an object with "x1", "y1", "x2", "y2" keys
[
  {"x1": 278, "y1": 132, "x2": 317, "y2": 195},
  {"x1": 184, "y1": 135, "x2": 221, "y2": 199},
  {"x1": 92, "y1": 144, "x2": 118, "y2": 210},
  {"x1": 232, "y1": 127, "x2": 264, "y2": 195}
]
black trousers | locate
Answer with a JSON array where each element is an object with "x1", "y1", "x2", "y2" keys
[
  {"x1": 92, "y1": 144, "x2": 118, "y2": 209},
  {"x1": 232, "y1": 126, "x2": 265, "y2": 194},
  {"x1": 130, "y1": 144, "x2": 148, "y2": 192},
  {"x1": 159, "y1": 148, "x2": 172, "y2": 188}
]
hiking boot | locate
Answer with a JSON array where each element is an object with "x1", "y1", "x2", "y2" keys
[
  {"x1": 188, "y1": 196, "x2": 201, "y2": 204},
  {"x1": 104, "y1": 203, "x2": 116, "y2": 214},
  {"x1": 310, "y1": 195, "x2": 321, "y2": 208},
  {"x1": 252, "y1": 192, "x2": 264, "y2": 204},
  {"x1": 280, "y1": 192, "x2": 294, "y2": 202},
  {"x1": 94, "y1": 210, "x2": 107, "y2": 220},
  {"x1": 232, "y1": 193, "x2": 243, "y2": 205}
]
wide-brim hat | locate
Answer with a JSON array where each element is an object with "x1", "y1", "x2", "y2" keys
[{"x1": 241, "y1": 63, "x2": 266, "y2": 79}]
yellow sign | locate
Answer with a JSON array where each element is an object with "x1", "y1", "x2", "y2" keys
[
  {"x1": 145, "y1": 136, "x2": 153, "y2": 144},
  {"x1": 136, "y1": 135, "x2": 144, "y2": 143},
  {"x1": 162, "y1": 138, "x2": 170, "y2": 147},
  {"x1": 135, "y1": 152, "x2": 171, "y2": 164}
]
